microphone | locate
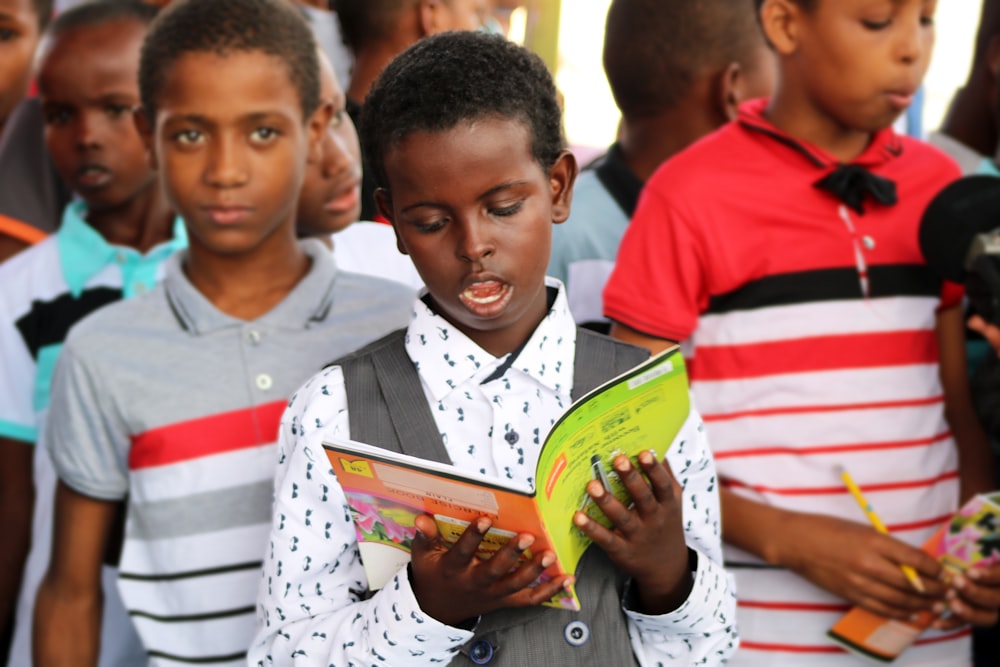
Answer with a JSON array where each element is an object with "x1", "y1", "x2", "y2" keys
[{"x1": 919, "y1": 174, "x2": 1000, "y2": 323}]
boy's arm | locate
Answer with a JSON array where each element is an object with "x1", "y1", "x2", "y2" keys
[
  {"x1": 0, "y1": 436, "x2": 33, "y2": 640},
  {"x1": 34, "y1": 482, "x2": 116, "y2": 667},
  {"x1": 719, "y1": 489, "x2": 948, "y2": 618},
  {"x1": 608, "y1": 322, "x2": 678, "y2": 355},
  {"x1": 250, "y1": 367, "x2": 477, "y2": 667},
  {"x1": 611, "y1": 325, "x2": 949, "y2": 621},
  {"x1": 937, "y1": 304, "x2": 996, "y2": 499}
]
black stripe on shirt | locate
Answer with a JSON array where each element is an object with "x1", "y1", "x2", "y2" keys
[
  {"x1": 128, "y1": 605, "x2": 255, "y2": 623},
  {"x1": 706, "y1": 264, "x2": 940, "y2": 315},
  {"x1": 144, "y1": 649, "x2": 246, "y2": 665},
  {"x1": 15, "y1": 286, "x2": 122, "y2": 359},
  {"x1": 119, "y1": 560, "x2": 263, "y2": 582}
]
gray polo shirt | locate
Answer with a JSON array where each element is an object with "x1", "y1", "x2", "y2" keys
[{"x1": 46, "y1": 238, "x2": 414, "y2": 666}]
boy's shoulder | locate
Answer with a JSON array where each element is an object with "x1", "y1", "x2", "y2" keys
[
  {"x1": 0, "y1": 234, "x2": 60, "y2": 293},
  {"x1": 61, "y1": 282, "x2": 173, "y2": 360},
  {"x1": 0, "y1": 235, "x2": 72, "y2": 324},
  {"x1": 891, "y1": 134, "x2": 962, "y2": 181}
]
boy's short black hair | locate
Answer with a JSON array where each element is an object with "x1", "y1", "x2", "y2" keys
[
  {"x1": 333, "y1": 0, "x2": 409, "y2": 54},
  {"x1": 139, "y1": 0, "x2": 320, "y2": 122},
  {"x1": 48, "y1": 0, "x2": 158, "y2": 38},
  {"x1": 31, "y1": 0, "x2": 54, "y2": 30},
  {"x1": 360, "y1": 31, "x2": 564, "y2": 191},
  {"x1": 605, "y1": 0, "x2": 762, "y2": 117},
  {"x1": 752, "y1": 0, "x2": 815, "y2": 14}
]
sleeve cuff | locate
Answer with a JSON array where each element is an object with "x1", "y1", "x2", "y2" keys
[
  {"x1": 623, "y1": 548, "x2": 736, "y2": 640},
  {"x1": 364, "y1": 564, "x2": 476, "y2": 663}
]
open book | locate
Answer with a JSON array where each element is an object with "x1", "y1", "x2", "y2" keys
[
  {"x1": 322, "y1": 346, "x2": 690, "y2": 611},
  {"x1": 827, "y1": 491, "x2": 1000, "y2": 662}
]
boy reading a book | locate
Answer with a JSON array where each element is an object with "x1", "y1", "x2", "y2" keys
[
  {"x1": 603, "y1": 0, "x2": 1000, "y2": 664},
  {"x1": 252, "y1": 31, "x2": 737, "y2": 666},
  {"x1": 35, "y1": 0, "x2": 412, "y2": 664}
]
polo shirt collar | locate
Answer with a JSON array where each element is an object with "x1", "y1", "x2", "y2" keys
[
  {"x1": 737, "y1": 98, "x2": 904, "y2": 169},
  {"x1": 57, "y1": 200, "x2": 187, "y2": 298},
  {"x1": 405, "y1": 278, "x2": 576, "y2": 403},
  {"x1": 591, "y1": 142, "x2": 643, "y2": 217},
  {"x1": 164, "y1": 238, "x2": 338, "y2": 335}
]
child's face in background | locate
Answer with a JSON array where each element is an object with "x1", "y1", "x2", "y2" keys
[
  {"x1": 148, "y1": 49, "x2": 326, "y2": 256},
  {"x1": 377, "y1": 117, "x2": 575, "y2": 357},
  {"x1": 39, "y1": 19, "x2": 155, "y2": 213},
  {"x1": 0, "y1": 0, "x2": 42, "y2": 131},
  {"x1": 779, "y1": 0, "x2": 935, "y2": 133},
  {"x1": 296, "y1": 52, "x2": 362, "y2": 236}
]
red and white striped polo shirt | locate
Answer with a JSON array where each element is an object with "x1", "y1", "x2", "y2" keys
[{"x1": 604, "y1": 99, "x2": 966, "y2": 666}]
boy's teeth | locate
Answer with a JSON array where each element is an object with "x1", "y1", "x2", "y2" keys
[{"x1": 464, "y1": 281, "x2": 504, "y2": 304}]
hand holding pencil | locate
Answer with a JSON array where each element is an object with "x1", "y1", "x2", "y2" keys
[{"x1": 836, "y1": 465, "x2": 925, "y2": 593}]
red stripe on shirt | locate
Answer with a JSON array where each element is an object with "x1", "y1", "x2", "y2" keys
[
  {"x1": 702, "y1": 395, "x2": 944, "y2": 423},
  {"x1": 129, "y1": 400, "x2": 286, "y2": 470},
  {"x1": 740, "y1": 627, "x2": 970, "y2": 654},
  {"x1": 713, "y1": 431, "x2": 952, "y2": 460},
  {"x1": 738, "y1": 600, "x2": 851, "y2": 612},
  {"x1": 691, "y1": 330, "x2": 938, "y2": 381},
  {"x1": 721, "y1": 470, "x2": 958, "y2": 496}
]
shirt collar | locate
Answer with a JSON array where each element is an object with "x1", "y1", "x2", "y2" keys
[
  {"x1": 164, "y1": 238, "x2": 339, "y2": 335},
  {"x1": 57, "y1": 201, "x2": 188, "y2": 297},
  {"x1": 404, "y1": 277, "x2": 577, "y2": 402},
  {"x1": 737, "y1": 98, "x2": 904, "y2": 170},
  {"x1": 590, "y1": 142, "x2": 643, "y2": 217}
]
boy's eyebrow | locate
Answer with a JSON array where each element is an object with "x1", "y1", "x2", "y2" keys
[
  {"x1": 164, "y1": 111, "x2": 291, "y2": 127},
  {"x1": 400, "y1": 180, "x2": 530, "y2": 213},
  {"x1": 478, "y1": 180, "x2": 530, "y2": 200}
]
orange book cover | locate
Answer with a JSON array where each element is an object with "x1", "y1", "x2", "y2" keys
[
  {"x1": 827, "y1": 491, "x2": 1000, "y2": 662},
  {"x1": 322, "y1": 346, "x2": 690, "y2": 611}
]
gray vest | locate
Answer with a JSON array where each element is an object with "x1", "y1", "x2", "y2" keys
[{"x1": 337, "y1": 327, "x2": 649, "y2": 666}]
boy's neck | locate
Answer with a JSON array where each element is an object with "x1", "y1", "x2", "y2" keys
[
  {"x1": 85, "y1": 184, "x2": 175, "y2": 254},
  {"x1": 765, "y1": 86, "x2": 875, "y2": 163},
  {"x1": 619, "y1": 103, "x2": 725, "y2": 182},
  {"x1": 182, "y1": 227, "x2": 311, "y2": 321}
]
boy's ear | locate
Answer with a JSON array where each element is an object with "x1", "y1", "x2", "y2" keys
[
  {"x1": 548, "y1": 150, "x2": 578, "y2": 225},
  {"x1": 133, "y1": 107, "x2": 158, "y2": 170},
  {"x1": 759, "y1": 0, "x2": 800, "y2": 56},
  {"x1": 374, "y1": 187, "x2": 409, "y2": 254},
  {"x1": 717, "y1": 62, "x2": 744, "y2": 122},
  {"x1": 306, "y1": 101, "x2": 334, "y2": 165}
]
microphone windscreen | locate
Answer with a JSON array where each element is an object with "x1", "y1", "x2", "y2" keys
[{"x1": 919, "y1": 175, "x2": 1000, "y2": 283}]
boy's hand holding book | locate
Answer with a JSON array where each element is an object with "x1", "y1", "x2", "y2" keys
[
  {"x1": 409, "y1": 514, "x2": 573, "y2": 626},
  {"x1": 572, "y1": 450, "x2": 693, "y2": 615},
  {"x1": 926, "y1": 565, "x2": 1000, "y2": 631}
]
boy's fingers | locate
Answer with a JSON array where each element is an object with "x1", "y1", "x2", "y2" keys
[
  {"x1": 584, "y1": 479, "x2": 638, "y2": 537},
  {"x1": 952, "y1": 569, "x2": 1000, "y2": 611},
  {"x1": 480, "y1": 532, "x2": 536, "y2": 579},
  {"x1": 444, "y1": 516, "x2": 491, "y2": 564},
  {"x1": 945, "y1": 589, "x2": 999, "y2": 627},
  {"x1": 573, "y1": 508, "x2": 627, "y2": 556},
  {"x1": 638, "y1": 450, "x2": 679, "y2": 504},
  {"x1": 494, "y1": 549, "x2": 554, "y2": 595},
  {"x1": 612, "y1": 456, "x2": 658, "y2": 517}
]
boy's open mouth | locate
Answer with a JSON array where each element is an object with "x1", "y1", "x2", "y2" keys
[{"x1": 459, "y1": 280, "x2": 513, "y2": 317}]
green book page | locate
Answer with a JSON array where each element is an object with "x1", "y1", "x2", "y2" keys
[{"x1": 534, "y1": 347, "x2": 691, "y2": 575}]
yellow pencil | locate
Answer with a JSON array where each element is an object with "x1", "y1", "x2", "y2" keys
[{"x1": 836, "y1": 465, "x2": 925, "y2": 593}]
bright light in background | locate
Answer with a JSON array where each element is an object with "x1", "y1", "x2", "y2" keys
[{"x1": 556, "y1": 0, "x2": 984, "y2": 151}]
